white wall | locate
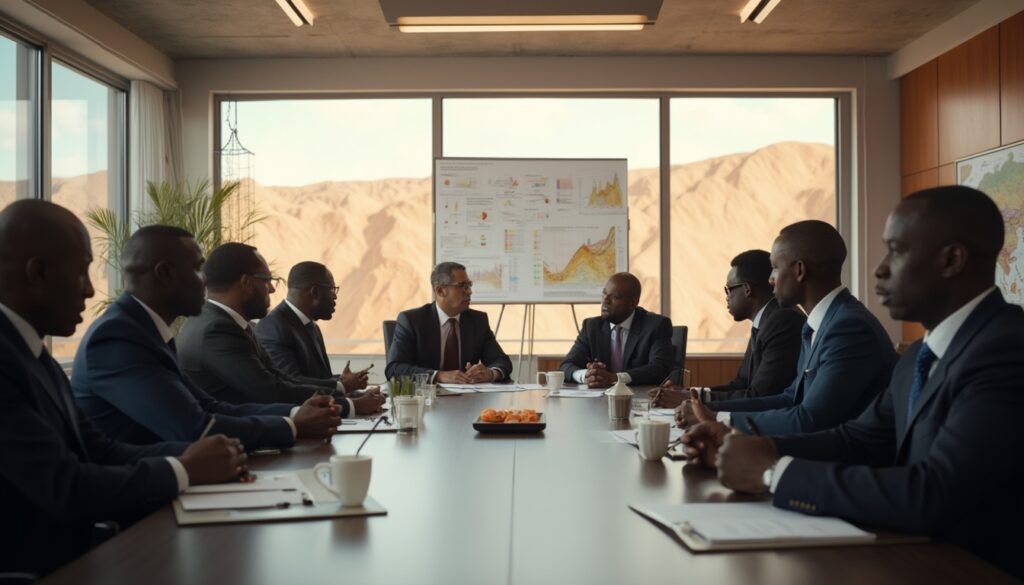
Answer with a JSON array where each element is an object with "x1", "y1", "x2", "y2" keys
[{"x1": 175, "y1": 55, "x2": 902, "y2": 343}]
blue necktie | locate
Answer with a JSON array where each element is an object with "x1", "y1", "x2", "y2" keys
[{"x1": 906, "y1": 343, "x2": 938, "y2": 424}]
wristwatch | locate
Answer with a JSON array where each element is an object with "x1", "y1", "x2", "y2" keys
[{"x1": 762, "y1": 464, "x2": 776, "y2": 492}]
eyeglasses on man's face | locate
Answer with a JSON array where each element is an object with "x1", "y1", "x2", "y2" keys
[
  {"x1": 723, "y1": 283, "x2": 746, "y2": 296},
  {"x1": 249, "y1": 274, "x2": 283, "y2": 288},
  {"x1": 442, "y1": 281, "x2": 474, "y2": 291},
  {"x1": 312, "y1": 282, "x2": 340, "y2": 295}
]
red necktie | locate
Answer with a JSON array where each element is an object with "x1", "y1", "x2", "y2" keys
[{"x1": 442, "y1": 318, "x2": 460, "y2": 372}]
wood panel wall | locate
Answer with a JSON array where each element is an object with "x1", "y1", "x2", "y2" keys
[
  {"x1": 898, "y1": 10, "x2": 1024, "y2": 344},
  {"x1": 536, "y1": 355, "x2": 744, "y2": 388}
]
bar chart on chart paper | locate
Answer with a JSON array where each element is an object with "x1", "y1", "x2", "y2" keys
[{"x1": 435, "y1": 158, "x2": 628, "y2": 303}]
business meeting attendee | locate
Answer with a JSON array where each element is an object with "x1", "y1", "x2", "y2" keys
[
  {"x1": 385, "y1": 261, "x2": 513, "y2": 383},
  {"x1": 0, "y1": 201, "x2": 245, "y2": 578},
  {"x1": 651, "y1": 250, "x2": 804, "y2": 408},
  {"x1": 255, "y1": 261, "x2": 368, "y2": 391},
  {"x1": 685, "y1": 187, "x2": 1024, "y2": 579},
  {"x1": 72, "y1": 226, "x2": 341, "y2": 448},
  {"x1": 676, "y1": 220, "x2": 896, "y2": 435},
  {"x1": 177, "y1": 242, "x2": 384, "y2": 414},
  {"x1": 561, "y1": 272, "x2": 674, "y2": 387}
]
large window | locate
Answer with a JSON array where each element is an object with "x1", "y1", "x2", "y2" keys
[
  {"x1": 0, "y1": 31, "x2": 39, "y2": 206},
  {"x1": 669, "y1": 97, "x2": 836, "y2": 353},
  {"x1": 49, "y1": 61, "x2": 125, "y2": 359},
  {"x1": 443, "y1": 98, "x2": 661, "y2": 355},
  {"x1": 219, "y1": 98, "x2": 433, "y2": 355}
]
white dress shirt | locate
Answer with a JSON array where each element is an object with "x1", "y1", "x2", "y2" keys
[
  {"x1": 574, "y1": 311, "x2": 636, "y2": 384},
  {"x1": 0, "y1": 301, "x2": 190, "y2": 492},
  {"x1": 434, "y1": 303, "x2": 502, "y2": 382}
]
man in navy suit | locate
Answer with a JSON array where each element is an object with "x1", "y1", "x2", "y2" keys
[
  {"x1": 385, "y1": 262, "x2": 513, "y2": 383},
  {"x1": 255, "y1": 261, "x2": 368, "y2": 390},
  {"x1": 560, "y1": 272, "x2": 674, "y2": 387},
  {"x1": 0, "y1": 201, "x2": 244, "y2": 577},
  {"x1": 687, "y1": 187, "x2": 1024, "y2": 578},
  {"x1": 677, "y1": 221, "x2": 896, "y2": 435},
  {"x1": 72, "y1": 226, "x2": 343, "y2": 447}
]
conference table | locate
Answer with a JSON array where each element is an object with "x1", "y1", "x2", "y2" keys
[{"x1": 41, "y1": 388, "x2": 1016, "y2": 585}]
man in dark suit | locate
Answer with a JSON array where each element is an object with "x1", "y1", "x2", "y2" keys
[
  {"x1": 560, "y1": 272, "x2": 674, "y2": 387},
  {"x1": 0, "y1": 201, "x2": 244, "y2": 577},
  {"x1": 651, "y1": 250, "x2": 804, "y2": 407},
  {"x1": 255, "y1": 261, "x2": 368, "y2": 390},
  {"x1": 72, "y1": 226, "x2": 342, "y2": 447},
  {"x1": 677, "y1": 221, "x2": 896, "y2": 435},
  {"x1": 687, "y1": 186, "x2": 1024, "y2": 579},
  {"x1": 385, "y1": 261, "x2": 513, "y2": 383},
  {"x1": 177, "y1": 243, "x2": 385, "y2": 413}
]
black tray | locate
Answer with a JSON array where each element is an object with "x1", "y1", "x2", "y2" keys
[{"x1": 473, "y1": 413, "x2": 546, "y2": 434}]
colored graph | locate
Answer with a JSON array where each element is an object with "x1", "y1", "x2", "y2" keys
[
  {"x1": 543, "y1": 227, "x2": 617, "y2": 286},
  {"x1": 588, "y1": 174, "x2": 623, "y2": 208}
]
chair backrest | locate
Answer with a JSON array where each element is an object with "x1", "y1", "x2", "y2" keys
[
  {"x1": 383, "y1": 320, "x2": 398, "y2": 356},
  {"x1": 670, "y1": 325, "x2": 688, "y2": 385}
]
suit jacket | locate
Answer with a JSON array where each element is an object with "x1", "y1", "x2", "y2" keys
[
  {"x1": 255, "y1": 300, "x2": 335, "y2": 380},
  {"x1": 559, "y1": 307, "x2": 674, "y2": 385},
  {"x1": 177, "y1": 302, "x2": 349, "y2": 410},
  {"x1": 71, "y1": 294, "x2": 296, "y2": 448},
  {"x1": 0, "y1": 310, "x2": 184, "y2": 577},
  {"x1": 385, "y1": 303, "x2": 513, "y2": 380},
  {"x1": 707, "y1": 298, "x2": 806, "y2": 401},
  {"x1": 771, "y1": 290, "x2": 1024, "y2": 579},
  {"x1": 716, "y1": 290, "x2": 896, "y2": 435}
]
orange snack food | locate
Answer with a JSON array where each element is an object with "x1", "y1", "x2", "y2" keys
[{"x1": 479, "y1": 408, "x2": 541, "y2": 423}]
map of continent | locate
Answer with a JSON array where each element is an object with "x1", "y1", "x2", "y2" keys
[
  {"x1": 544, "y1": 227, "x2": 617, "y2": 286},
  {"x1": 959, "y1": 144, "x2": 1024, "y2": 304}
]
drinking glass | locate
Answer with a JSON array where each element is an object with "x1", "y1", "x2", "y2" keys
[{"x1": 630, "y1": 397, "x2": 651, "y2": 423}]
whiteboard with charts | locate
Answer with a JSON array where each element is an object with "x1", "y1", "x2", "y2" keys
[{"x1": 433, "y1": 158, "x2": 629, "y2": 304}]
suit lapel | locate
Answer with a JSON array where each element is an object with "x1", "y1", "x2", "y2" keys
[
  {"x1": 428, "y1": 303, "x2": 443, "y2": 367},
  {"x1": 621, "y1": 309, "x2": 644, "y2": 367},
  {"x1": 791, "y1": 292, "x2": 849, "y2": 400},
  {"x1": 117, "y1": 294, "x2": 180, "y2": 366},
  {"x1": 280, "y1": 303, "x2": 329, "y2": 370}
]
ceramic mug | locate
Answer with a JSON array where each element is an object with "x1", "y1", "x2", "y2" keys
[
  {"x1": 314, "y1": 454, "x2": 372, "y2": 507},
  {"x1": 636, "y1": 419, "x2": 671, "y2": 461},
  {"x1": 537, "y1": 371, "x2": 565, "y2": 394}
]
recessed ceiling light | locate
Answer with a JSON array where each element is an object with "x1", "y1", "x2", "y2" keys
[
  {"x1": 740, "y1": 0, "x2": 782, "y2": 24},
  {"x1": 275, "y1": 0, "x2": 315, "y2": 27},
  {"x1": 380, "y1": 0, "x2": 662, "y2": 33}
]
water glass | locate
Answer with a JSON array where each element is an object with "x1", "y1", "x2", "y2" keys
[
  {"x1": 631, "y1": 397, "x2": 651, "y2": 422},
  {"x1": 422, "y1": 383, "x2": 437, "y2": 406}
]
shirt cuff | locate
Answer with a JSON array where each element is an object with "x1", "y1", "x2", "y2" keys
[
  {"x1": 166, "y1": 457, "x2": 190, "y2": 492},
  {"x1": 336, "y1": 379, "x2": 346, "y2": 394},
  {"x1": 700, "y1": 387, "x2": 711, "y2": 402},
  {"x1": 429, "y1": 370, "x2": 437, "y2": 384},
  {"x1": 716, "y1": 410, "x2": 732, "y2": 424},
  {"x1": 283, "y1": 414, "x2": 298, "y2": 438},
  {"x1": 343, "y1": 398, "x2": 355, "y2": 418},
  {"x1": 573, "y1": 369, "x2": 586, "y2": 383},
  {"x1": 769, "y1": 456, "x2": 794, "y2": 494}
]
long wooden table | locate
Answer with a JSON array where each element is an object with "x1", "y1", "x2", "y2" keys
[{"x1": 40, "y1": 390, "x2": 1016, "y2": 585}]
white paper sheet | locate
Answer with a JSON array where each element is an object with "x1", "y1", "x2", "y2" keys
[
  {"x1": 184, "y1": 473, "x2": 305, "y2": 494},
  {"x1": 179, "y1": 490, "x2": 306, "y2": 511},
  {"x1": 546, "y1": 389, "x2": 605, "y2": 398}
]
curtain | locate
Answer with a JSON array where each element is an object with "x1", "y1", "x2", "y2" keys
[{"x1": 128, "y1": 80, "x2": 183, "y2": 224}]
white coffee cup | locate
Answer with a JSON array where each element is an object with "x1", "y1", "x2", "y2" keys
[
  {"x1": 537, "y1": 371, "x2": 565, "y2": 394},
  {"x1": 636, "y1": 420, "x2": 671, "y2": 461},
  {"x1": 314, "y1": 454, "x2": 372, "y2": 507}
]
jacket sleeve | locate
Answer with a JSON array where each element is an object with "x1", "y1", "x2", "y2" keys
[
  {"x1": 385, "y1": 310, "x2": 434, "y2": 379},
  {"x1": 708, "y1": 310, "x2": 804, "y2": 401},
  {"x1": 476, "y1": 313, "x2": 513, "y2": 381},
  {"x1": 254, "y1": 317, "x2": 305, "y2": 379},
  {"x1": 559, "y1": 321, "x2": 593, "y2": 381}
]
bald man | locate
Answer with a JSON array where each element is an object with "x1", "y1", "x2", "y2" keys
[
  {"x1": 0, "y1": 202, "x2": 245, "y2": 577},
  {"x1": 686, "y1": 187, "x2": 1024, "y2": 579},
  {"x1": 677, "y1": 220, "x2": 897, "y2": 435},
  {"x1": 72, "y1": 225, "x2": 342, "y2": 448},
  {"x1": 560, "y1": 272, "x2": 674, "y2": 387}
]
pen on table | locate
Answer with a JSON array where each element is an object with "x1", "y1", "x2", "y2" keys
[
  {"x1": 745, "y1": 416, "x2": 763, "y2": 437},
  {"x1": 198, "y1": 416, "x2": 217, "y2": 440}
]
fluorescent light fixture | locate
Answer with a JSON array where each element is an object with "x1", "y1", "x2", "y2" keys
[
  {"x1": 380, "y1": 0, "x2": 661, "y2": 33},
  {"x1": 740, "y1": 0, "x2": 782, "y2": 24},
  {"x1": 397, "y1": 15, "x2": 647, "y2": 33},
  {"x1": 275, "y1": 0, "x2": 315, "y2": 26}
]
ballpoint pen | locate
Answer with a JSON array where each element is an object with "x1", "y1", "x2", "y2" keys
[{"x1": 198, "y1": 415, "x2": 217, "y2": 440}]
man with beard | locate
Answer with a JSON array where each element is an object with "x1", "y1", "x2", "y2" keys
[
  {"x1": 255, "y1": 261, "x2": 368, "y2": 390},
  {"x1": 72, "y1": 227, "x2": 343, "y2": 447},
  {"x1": 177, "y1": 242, "x2": 384, "y2": 414},
  {"x1": 683, "y1": 186, "x2": 1024, "y2": 579},
  {"x1": 560, "y1": 272, "x2": 674, "y2": 387},
  {"x1": 0, "y1": 202, "x2": 245, "y2": 577}
]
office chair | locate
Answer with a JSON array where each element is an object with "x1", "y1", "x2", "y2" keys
[
  {"x1": 382, "y1": 320, "x2": 397, "y2": 356},
  {"x1": 669, "y1": 325, "x2": 688, "y2": 385}
]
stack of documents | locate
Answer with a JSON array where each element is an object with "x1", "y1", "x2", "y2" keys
[
  {"x1": 439, "y1": 383, "x2": 532, "y2": 393},
  {"x1": 630, "y1": 501, "x2": 875, "y2": 551},
  {"x1": 337, "y1": 416, "x2": 399, "y2": 433},
  {"x1": 179, "y1": 473, "x2": 310, "y2": 511}
]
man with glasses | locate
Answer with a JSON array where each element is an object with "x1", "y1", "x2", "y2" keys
[
  {"x1": 177, "y1": 243, "x2": 384, "y2": 415},
  {"x1": 385, "y1": 261, "x2": 512, "y2": 383},
  {"x1": 255, "y1": 261, "x2": 369, "y2": 390},
  {"x1": 675, "y1": 221, "x2": 897, "y2": 436},
  {"x1": 560, "y1": 272, "x2": 674, "y2": 388},
  {"x1": 651, "y1": 250, "x2": 804, "y2": 407}
]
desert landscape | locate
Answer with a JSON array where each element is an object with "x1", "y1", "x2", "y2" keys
[{"x1": 5, "y1": 141, "x2": 834, "y2": 358}]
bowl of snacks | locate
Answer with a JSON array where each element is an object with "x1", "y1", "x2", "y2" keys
[{"x1": 473, "y1": 408, "x2": 546, "y2": 434}]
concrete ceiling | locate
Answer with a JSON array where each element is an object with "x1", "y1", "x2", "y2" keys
[{"x1": 83, "y1": 0, "x2": 983, "y2": 60}]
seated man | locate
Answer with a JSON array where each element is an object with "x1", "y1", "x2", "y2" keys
[
  {"x1": 684, "y1": 187, "x2": 1024, "y2": 579},
  {"x1": 676, "y1": 220, "x2": 897, "y2": 435},
  {"x1": 255, "y1": 261, "x2": 368, "y2": 391},
  {"x1": 652, "y1": 250, "x2": 804, "y2": 407},
  {"x1": 177, "y1": 242, "x2": 384, "y2": 413},
  {"x1": 560, "y1": 272, "x2": 673, "y2": 387},
  {"x1": 385, "y1": 261, "x2": 512, "y2": 383},
  {"x1": 0, "y1": 201, "x2": 244, "y2": 577},
  {"x1": 73, "y1": 226, "x2": 343, "y2": 447}
]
